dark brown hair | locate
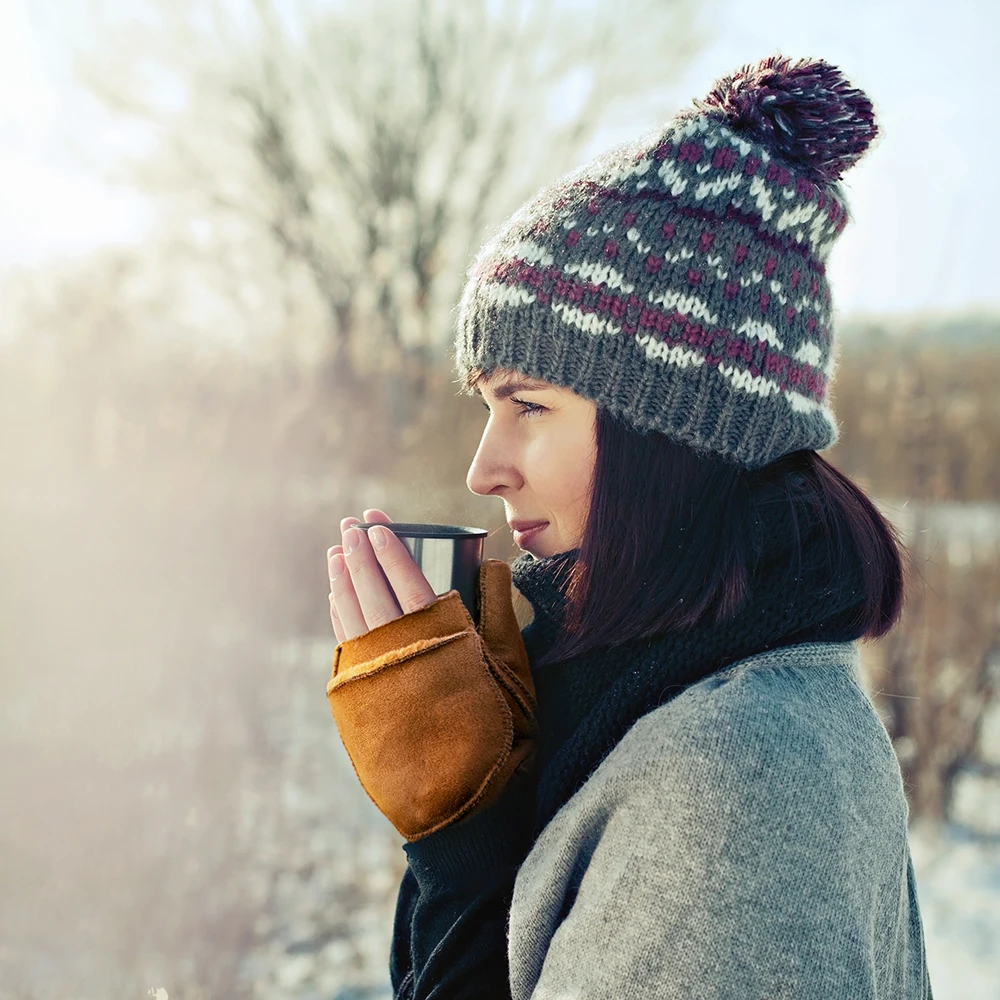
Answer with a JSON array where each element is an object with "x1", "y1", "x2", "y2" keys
[{"x1": 532, "y1": 404, "x2": 908, "y2": 669}]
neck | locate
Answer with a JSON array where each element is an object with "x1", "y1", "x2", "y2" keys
[{"x1": 510, "y1": 545, "x2": 579, "y2": 627}]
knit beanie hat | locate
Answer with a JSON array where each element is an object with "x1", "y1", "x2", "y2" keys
[{"x1": 453, "y1": 55, "x2": 879, "y2": 470}]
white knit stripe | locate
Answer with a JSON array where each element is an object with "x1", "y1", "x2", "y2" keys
[
  {"x1": 808, "y1": 207, "x2": 835, "y2": 254},
  {"x1": 635, "y1": 334, "x2": 707, "y2": 367},
  {"x1": 786, "y1": 390, "x2": 834, "y2": 421},
  {"x1": 694, "y1": 171, "x2": 744, "y2": 201},
  {"x1": 776, "y1": 202, "x2": 820, "y2": 232},
  {"x1": 646, "y1": 287, "x2": 719, "y2": 325},
  {"x1": 625, "y1": 341, "x2": 830, "y2": 415},
  {"x1": 479, "y1": 283, "x2": 537, "y2": 308},
  {"x1": 793, "y1": 341, "x2": 825, "y2": 367},
  {"x1": 736, "y1": 318, "x2": 784, "y2": 350},
  {"x1": 748, "y1": 175, "x2": 779, "y2": 223},
  {"x1": 510, "y1": 239, "x2": 555, "y2": 267},
  {"x1": 793, "y1": 294, "x2": 822, "y2": 314},
  {"x1": 717, "y1": 362, "x2": 784, "y2": 400},
  {"x1": 604, "y1": 155, "x2": 653, "y2": 186},
  {"x1": 563, "y1": 259, "x2": 636, "y2": 294},
  {"x1": 551, "y1": 301, "x2": 621, "y2": 337},
  {"x1": 656, "y1": 159, "x2": 689, "y2": 197},
  {"x1": 815, "y1": 230, "x2": 843, "y2": 260},
  {"x1": 678, "y1": 117, "x2": 711, "y2": 138}
]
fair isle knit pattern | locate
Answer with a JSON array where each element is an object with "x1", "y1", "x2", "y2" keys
[{"x1": 453, "y1": 56, "x2": 878, "y2": 469}]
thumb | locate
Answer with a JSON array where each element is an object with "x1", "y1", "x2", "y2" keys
[{"x1": 476, "y1": 559, "x2": 529, "y2": 672}]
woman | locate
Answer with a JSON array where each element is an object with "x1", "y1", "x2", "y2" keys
[{"x1": 326, "y1": 55, "x2": 933, "y2": 999}]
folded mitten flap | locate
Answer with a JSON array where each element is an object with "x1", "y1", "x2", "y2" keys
[
  {"x1": 326, "y1": 630, "x2": 473, "y2": 693},
  {"x1": 327, "y1": 627, "x2": 514, "y2": 840},
  {"x1": 330, "y1": 588, "x2": 474, "y2": 682}
]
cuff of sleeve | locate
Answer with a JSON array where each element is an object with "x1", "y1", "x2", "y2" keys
[{"x1": 401, "y1": 769, "x2": 537, "y2": 896}]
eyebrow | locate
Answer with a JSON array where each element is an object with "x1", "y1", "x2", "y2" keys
[{"x1": 473, "y1": 376, "x2": 552, "y2": 400}]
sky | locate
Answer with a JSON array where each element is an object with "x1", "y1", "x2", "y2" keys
[{"x1": 0, "y1": 0, "x2": 996, "y2": 319}]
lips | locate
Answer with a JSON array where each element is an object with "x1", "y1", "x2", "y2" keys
[
  {"x1": 509, "y1": 520, "x2": 548, "y2": 532},
  {"x1": 510, "y1": 521, "x2": 548, "y2": 548}
]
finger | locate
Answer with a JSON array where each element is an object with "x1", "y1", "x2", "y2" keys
[
  {"x1": 340, "y1": 526, "x2": 404, "y2": 637},
  {"x1": 331, "y1": 529, "x2": 367, "y2": 639},
  {"x1": 366, "y1": 524, "x2": 438, "y2": 615},
  {"x1": 327, "y1": 543, "x2": 346, "y2": 593},
  {"x1": 362, "y1": 508, "x2": 393, "y2": 524},
  {"x1": 327, "y1": 544, "x2": 348, "y2": 643},
  {"x1": 329, "y1": 590, "x2": 346, "y2": 644},
  {"x1": 329, "y1": 550, "x2": 370, "y2": 639}
]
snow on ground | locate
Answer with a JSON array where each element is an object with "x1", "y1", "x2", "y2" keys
[{"x1": 910, "y1": 821, "x2": 1000, "y2": 1000}]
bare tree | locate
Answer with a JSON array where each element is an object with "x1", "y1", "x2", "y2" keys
[{"x1": 53, "y1": 0, "x2": 706, "y2": 446}]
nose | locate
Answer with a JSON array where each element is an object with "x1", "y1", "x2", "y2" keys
[{"x1": 466, "y1": 420, "x2": 516, "y2": 497}]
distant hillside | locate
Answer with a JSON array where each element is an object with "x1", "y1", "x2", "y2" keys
[{"x1": 839, "y1": 312, "x2": 1000, "y2": 350}]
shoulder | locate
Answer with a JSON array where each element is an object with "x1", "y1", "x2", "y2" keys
[
  {"x1": 600, "y1": 640, "x2": 908, "y2": 835},
  {"x1": 511, "y1": 642, "x2": 919, "y2": 998}
]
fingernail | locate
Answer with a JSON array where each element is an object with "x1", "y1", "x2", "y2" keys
[
  {"x1": 370, "y1": 525, "x2": 388, "y2": 552},
  {"x1": 343, "y1": 528, "x2": 360, "y2": 555},
  {"x1": 330, "y1": 554, "x2": 346, "y2": 579}
]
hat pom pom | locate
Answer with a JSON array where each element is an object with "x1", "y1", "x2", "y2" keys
[{"x1": 693, "y1": 55, "x2": 878, "y2": 184}]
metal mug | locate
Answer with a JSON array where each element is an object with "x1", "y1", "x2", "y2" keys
[{"x1": 351, "y1": 522, "x2": 489, "y2": 626}]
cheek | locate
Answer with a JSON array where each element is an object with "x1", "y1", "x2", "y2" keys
[{"x1": 531, "y1": 429, "x2": 595, "y2": 509}]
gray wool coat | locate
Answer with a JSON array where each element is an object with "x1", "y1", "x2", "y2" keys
[{"x1": 505, "y1": 640, "x2": 933, "y2": 999}]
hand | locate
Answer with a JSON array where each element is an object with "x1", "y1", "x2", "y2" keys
[
  {"x1": 327, "y1": 508, "x2": 438, "y2": 643},
  {"x1": 325, "y1": 520, "x2": 540, "y2": 841}
]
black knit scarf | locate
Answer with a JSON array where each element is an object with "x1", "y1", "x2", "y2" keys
[{"x1": 509, "y1": 487, "x2": 869, "y2": 839}]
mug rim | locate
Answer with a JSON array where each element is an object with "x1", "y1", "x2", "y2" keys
[{"x1": 352, "y1": 522, "x2": 488, "y2": 539}]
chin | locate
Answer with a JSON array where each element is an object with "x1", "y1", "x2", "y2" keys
[{"x1": 525, "y1": 539, "x2": 557, "y2": 558}]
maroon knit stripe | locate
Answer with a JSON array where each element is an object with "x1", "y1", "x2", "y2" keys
[{"x1": 488, "y1": 260, "x2": 828, "y2": 401}]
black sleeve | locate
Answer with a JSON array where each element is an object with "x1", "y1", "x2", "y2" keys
[{"x1": 388, "y1": 773, "x2": 537, "y2": 1000}]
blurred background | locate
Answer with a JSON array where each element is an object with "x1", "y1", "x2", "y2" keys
[{"x1": 1, "y1": 0, "x2": 998, "y2": 996}]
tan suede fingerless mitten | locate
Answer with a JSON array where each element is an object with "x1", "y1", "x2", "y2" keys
[{"x1": 326, "y1": 559, "x2": 538, "y2": 842}]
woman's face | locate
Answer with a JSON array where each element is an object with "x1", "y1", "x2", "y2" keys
[{"x1": 466, "y1": 369, "x2": 598, "y2": 557}]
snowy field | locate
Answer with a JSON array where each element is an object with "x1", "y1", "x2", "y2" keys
[
  {"x1": 910, "y1": 821, "x2": 1000, "y2": 999},
  {"x1": 909, "y1": 698, "x2": 1000, "y2": 999}
]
